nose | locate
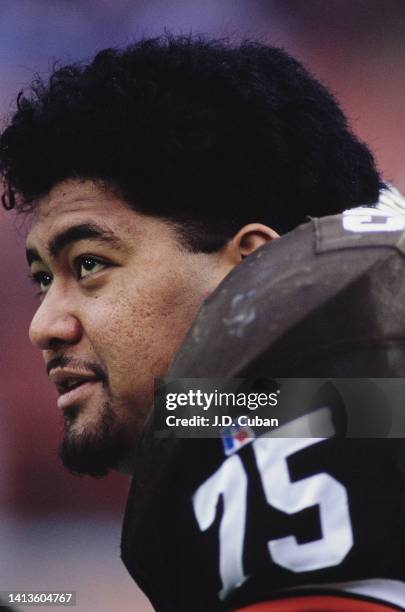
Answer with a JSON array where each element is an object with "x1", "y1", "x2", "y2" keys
[{"x1": 29, "y1": 289, "x2": 82, "y2": 350}]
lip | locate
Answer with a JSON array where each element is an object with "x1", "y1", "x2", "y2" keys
[
  {"x1": 48, "y1": 367, "x2": 102, "y2": 411},
  {"x1": 49, "y1": 367, "x2": 100, "y2": 387},
  {"x1": 57, "y1": 380, "x2": 101, "y2": 411}
]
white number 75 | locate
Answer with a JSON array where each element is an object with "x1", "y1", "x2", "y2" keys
[{"x1": 192, "y1": 410, "x2": 353, "y2": 599}]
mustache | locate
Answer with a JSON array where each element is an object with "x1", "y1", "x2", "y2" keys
[{"x1": 46, "y1": 355, "x2": 107, "y2": 383}]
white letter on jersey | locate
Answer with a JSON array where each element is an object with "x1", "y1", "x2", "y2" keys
[
  {"x1": 253, "y1": 433, "x2": 353, "y2": 572},
  {"x1": 192, "y1": 453, "x2": 248, "y2": 599},
  {"x1": 343, "y1": 207, "x2": 405, "y2": 233}
]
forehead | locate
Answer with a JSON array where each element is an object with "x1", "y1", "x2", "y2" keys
[
  {"x1": 26, "y1": 180, "x2": 134, "y2": 244},
  {"x1": 26, "y1": 180, "x2": 187, "y2": 258}
]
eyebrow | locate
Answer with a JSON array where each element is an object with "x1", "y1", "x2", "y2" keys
[{"x1": 26, "y1": 222, "x2": 121, "y2": 266}]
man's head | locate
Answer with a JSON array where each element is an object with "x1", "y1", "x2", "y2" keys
[
  {"x1": 24, "y1": 178, "x2": 276, "y2": 476},
  {"x1": 0, "y1": 35, "x2": 382, "y2": 476}
]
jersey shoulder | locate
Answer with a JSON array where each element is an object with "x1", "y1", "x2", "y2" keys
[{"x1": 170, "y1": 206, "x2": 405, "y2": 378}]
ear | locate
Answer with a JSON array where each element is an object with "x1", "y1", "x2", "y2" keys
[
  {"x1": 230, "y1": 223, "x2": 279, "y2": 260},
  {"x1": 212, "y1": 223, "x2": 280, "y2": 282}
]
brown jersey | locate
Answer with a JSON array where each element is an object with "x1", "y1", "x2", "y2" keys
[{"x1": 122, "y1": 211, "x2": 405, "y2": 611}]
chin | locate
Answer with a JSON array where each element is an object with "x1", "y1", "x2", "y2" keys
[{"x1": 59, "y1": 400, "x2": 130, "y2": 477}]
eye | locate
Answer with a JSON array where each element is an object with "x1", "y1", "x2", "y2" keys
[
  {"x1": 75, "y1": 255, "x2": 107, "y2": 280},
  {"x1": 31, "y1": 271, "x2": 53, "y2": 294}
]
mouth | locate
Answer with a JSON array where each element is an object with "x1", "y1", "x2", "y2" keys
[
  {"x1": 57, "y1": 380, "x2": 101, "y2": 412},
  {"x1": 49, "y1": 368, "x2": 103, "y2": 412}
]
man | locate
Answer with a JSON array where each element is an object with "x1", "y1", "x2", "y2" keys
[{"x1": 1, "y1": 36, "x2": 403, "y2": 610}]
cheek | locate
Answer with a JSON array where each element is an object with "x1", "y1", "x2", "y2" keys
[
  {"x1": 89, "y1": 292, "x2": 152, "y2": 361},
  {"x1": 86, "y1": 288, "x2": 186, "y2": 384},
  {"x1": 84, "y1": 270, "x2": 205, "y2": 401}
]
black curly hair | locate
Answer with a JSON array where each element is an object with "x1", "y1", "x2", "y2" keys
[{"x1": 0, "y1": 35, "x2": 382, "y2": 251}]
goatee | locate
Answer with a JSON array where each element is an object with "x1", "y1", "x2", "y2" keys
[{"x1": 59, "y1": 401, "x2": 127, "y2": 477}]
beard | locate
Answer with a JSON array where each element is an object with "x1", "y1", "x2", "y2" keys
[{"x1": 59, "y1": 400, "x2": 129, "y2": 477}]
